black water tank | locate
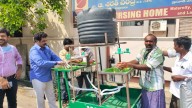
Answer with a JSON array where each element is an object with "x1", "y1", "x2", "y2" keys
[{"x1": 77, "y1": 7, "x2": 117, "y2": 44}]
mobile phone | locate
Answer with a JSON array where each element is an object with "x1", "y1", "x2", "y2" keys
[
  {"x1": 0, "y1": 81, "x2": 12, "y2": 89},
  {"x1": 8, "y1": 81, "x2": 13, "y2": 88}
]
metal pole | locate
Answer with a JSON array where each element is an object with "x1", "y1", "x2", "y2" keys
[
  {"x1": 94, "y1": 47, "x2": 101, "y2": 105},
  {"x1": 63, "y1": 72, "x2": 71, "y2": 100},
  {"x1": 117, "y1": 37, "x2": 121, "y2": 62},
  {"x1": 98, "y1": 47, "x2": 104, "y2": 84},
  {"x1": 56, "y1": 71, "x2": 62, "y2": 108},
  {"x1": 104, "y1": 33, "x2": 108, "y2": 44},
  {"x1": 125, "y1": 74, "x2": 131, "y2": 108},
  {"x1": 69, "y1": 46, "x2": 76, "y2": 101},
  {"x1": 72, "y1": 71, "x2": 75, "y2": 101}
]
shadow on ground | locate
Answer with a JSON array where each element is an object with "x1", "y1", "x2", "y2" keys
[{"x1": 18, "y1": 79, "x2": 32, "y2": 87}]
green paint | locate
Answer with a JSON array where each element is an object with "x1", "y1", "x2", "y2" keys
[
  {"x1": 67, "y1": 85, "x2": 141, "y2": 108},
  {"x1": 52, "y1": 66, "x2": 84, "y2": 72},
  {"x1": 52, "y1": 68, "x2": 141, "y2": 108},
  {"x1": 103, "y1": 67, "x2": 132, "y2": 73},
  {"x1": 56, "y1": 71, "x2": 62, "y2": 108},
  {"x1": 78, "y1": 62, "x2": 96, "y2": 66},
  {"x1": 81, "y1": 52, "x2": 85, "y2": 56},
  {"x1": 124, "y1": 48, "x2": 130, "y2": 54},
  {"x1": 65, "y1": 53, "x2": 71, "y2": 60}
]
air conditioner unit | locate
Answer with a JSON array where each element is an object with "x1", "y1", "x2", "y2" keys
[{"x1": 150, "y1": 20, "x2": 167, "y2": 31}]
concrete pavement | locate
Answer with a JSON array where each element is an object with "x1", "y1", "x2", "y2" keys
[{"x1": 3, "y1": 79, "x2": 171, "y2": 108}]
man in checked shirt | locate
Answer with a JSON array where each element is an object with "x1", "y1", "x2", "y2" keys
[{"x1": 116, "y1": 34, "x2": 165, "y2": 108}]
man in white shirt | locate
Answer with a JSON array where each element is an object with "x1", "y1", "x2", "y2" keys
[
  {"x1": 163, "y1": 36, "x2": 192, "y2": 108},
  {"x1": 164, "y1": 44, "x2": 192, "y2": 57}
]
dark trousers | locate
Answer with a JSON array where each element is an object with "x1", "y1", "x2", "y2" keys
[
  {"x1": 170, "y1": 94, "x2": 180, "y2": 108},
  {"x1": 76, "y1": 72, "x2": 91, "y2": 94},
  {"x1": 0, "y1": 78, "x2": 18, "y2": 108}
]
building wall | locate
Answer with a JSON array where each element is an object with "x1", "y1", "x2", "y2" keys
[{"x1": 8, "y1": 0, "x2": 192, "y2": 81}]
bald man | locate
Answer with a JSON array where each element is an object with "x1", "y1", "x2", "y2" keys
[{"x1": 116, "y1": 34, "x2": 165, "y2": 108}]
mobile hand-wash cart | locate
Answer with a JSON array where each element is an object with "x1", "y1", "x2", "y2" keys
[{"x1": 52, "y1": 42, "x2": 141, "y2": 108}]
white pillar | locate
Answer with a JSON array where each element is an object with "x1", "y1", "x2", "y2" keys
[
  {"x1": 175, "y1": 19, "x2": 180, "y2": 37},
  {"x1": 143, "y1": 20, "x2": 149, "y2": 37}
]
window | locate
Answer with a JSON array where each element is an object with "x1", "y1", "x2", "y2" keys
[
  {"x1": 121, "y1": 21, "x2": 144, "y2": 26},
  {"x1": 167, "y1": 19, "x2": 176, "y2": 24}
]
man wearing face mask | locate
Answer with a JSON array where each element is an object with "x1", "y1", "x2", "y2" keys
[
  {"x1": 0, "y1": 28, "x2": 22, "y2": 108},
  {"x1": 29, "y1": 32, "x2": 65, "y2": 108},
  {"x1": 116, "y1": 34, "x2": 165, "y2": 108}
]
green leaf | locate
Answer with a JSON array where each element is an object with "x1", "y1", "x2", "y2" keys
[{"x1": 0, "y1": 0, "x2": 66, "y2": 35}]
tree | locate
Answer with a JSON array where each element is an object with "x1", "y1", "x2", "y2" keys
[{"x1": 0, "y1": 0, "x2": 67, "y2": 35}]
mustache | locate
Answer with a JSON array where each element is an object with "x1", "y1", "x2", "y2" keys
[
  {"x1": 0, "y1": 39, "x2": 5, "y2": 41},
  {"x1": 146, "y1": 45, "x2": 152, "y2": 47},
  {"x1": 0, "y1": 39, "x2": 5, "y2": 42},
  {"x1": 146, "y1": 45, "x2": 156, "y2": 49}
]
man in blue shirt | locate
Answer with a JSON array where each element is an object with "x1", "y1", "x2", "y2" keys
[{"x1": 29, "y1": 32, "x2": 65, "y2": 108}]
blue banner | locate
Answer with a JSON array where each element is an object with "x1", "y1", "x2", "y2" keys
[
  {"x1": 72, "y1": 0, "x2": 192, "y2": 22},
  {"x1": 72, "y1": 0, "x2": 192, "y2": 11}
]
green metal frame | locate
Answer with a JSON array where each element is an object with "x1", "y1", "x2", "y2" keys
[
  {"x1": 52, "y1": 67, "x2": 84, "y2": 108},
  {"x1": 67, "y1": 85, "x2": 141, "y2": 108},
  {"x1": 52, "y1": 67, "x2": 141, "y2": 108},
  {"x1": 55, "y1": 69, "x2": 69, "y2": 108}
]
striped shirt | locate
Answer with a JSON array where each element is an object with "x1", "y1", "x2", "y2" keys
[
  {"x1": 0, "y1": 44, "x2": 22, "y2": 77},
  {"x1": 136, "y1": 46, "x2": 164, "y2": 91}
]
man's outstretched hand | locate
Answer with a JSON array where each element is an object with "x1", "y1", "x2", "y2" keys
[{"x1": 116, "y1": 62, "x2": 128, "y2": 69}]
